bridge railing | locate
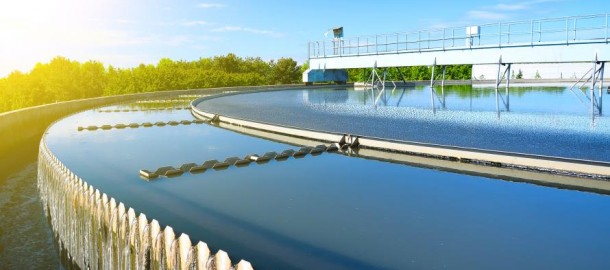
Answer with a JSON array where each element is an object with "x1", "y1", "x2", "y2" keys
[{"x1": 308, "y1": 14, "x2": 609, "y2": 59}]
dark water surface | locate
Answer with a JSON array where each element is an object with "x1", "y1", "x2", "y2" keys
[
  {"x1": 198, "y1": 86, "x2": 610, "y2": 162},
  {"x1": 42, "y1": 89, "x2": 610, "y2": 269}
]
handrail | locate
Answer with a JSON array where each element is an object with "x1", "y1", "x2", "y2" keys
[{"x1": 309, "y1": 13, "x2": 610, "y2": 59}]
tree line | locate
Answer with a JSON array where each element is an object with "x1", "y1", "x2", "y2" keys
[
  {"x1": 346, "y1": 65, "x2": 472, "y2": 82},
  {"x1": 0, "y1": 54, "x2": 301, "y2": 113},
  {"x1": 0, "y1": 54, "x2": 472, "y2": 113}
]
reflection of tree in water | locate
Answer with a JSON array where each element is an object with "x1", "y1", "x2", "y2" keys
[
  {"x1": 429, "y1": 85, "x2": 567, "y2": 99},
  {"x1": 305, "y1": 89, "x2": 349, "y2": 104}
]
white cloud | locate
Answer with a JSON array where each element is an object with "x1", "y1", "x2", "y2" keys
[
  {"x1": 198, "y1": 3, "x2": 225, "y2": 8},
  {"x1": 211, "y1": 26, "x2": 283, "y2": 37},
  {"x1": 180, "y1": 20, "x2": 209, "y2": 26},
  {"x1": 466, "y1": 0, "x2": 564, "y2": 21},
  {"x1": 467, "y1": 10, "x2": 509, "y2": 20},
  {"x1": 493, "y1": 3, "x2": 528, "y2": 11}
]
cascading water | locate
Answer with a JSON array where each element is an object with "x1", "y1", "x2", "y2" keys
[{"x1": 37, "y1": 138, "x2": 254, "y2": 270}]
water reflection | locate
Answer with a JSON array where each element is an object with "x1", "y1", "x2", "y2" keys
[
  {"x1": 200, "y1": 87, "x2": 610, "y2": 162},
  {"x1": 44, "y1": 97, "x2": 610, "y2": 269}
]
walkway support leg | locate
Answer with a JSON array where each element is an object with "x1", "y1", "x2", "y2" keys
[
  {"x1": 430, "y1": 58, "x2": 436, "y2": 113},
  {"x1": 495, "y1": 56, "x2": 502, "y2": 117},
  {"x1": 591, "y1": 55, "x2": 597, "y2": 117},
  {"x1": 506, "y1": 64, "x2": 511, "y2": 111},
  {"x1": 599, "y1": 62, "x2": 604, "y2": 115},
  {"x1": 441, "y1": 66, "x2": 446, "y2": 109}
]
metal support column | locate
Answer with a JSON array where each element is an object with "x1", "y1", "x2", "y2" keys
[
  {"x1": 495, "y1": 57, "x2": 502, "y2": 117},
  {"x1": 441, "y1": 66, "x2": 446, "y2": 109},
  {"x1": 430, "y1": 58, "x2": 436, "y2": 87},
  {"x1": 591, "y1": 54, "x2": 597, "y2": 117},
  {"x1": 395, "y1": 67, "x2": 408, "y2": 86},
  {"x1": 506, "y1": 64, "x2": 511, "y2": 111},
  {"x1": 599, "y1": 62, "x2": 604, "y2": 115},
  {"x1": 430, "y1": 58, "x2": 436, "y2": 113}
]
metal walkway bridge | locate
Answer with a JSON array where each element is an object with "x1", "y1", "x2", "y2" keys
[
  {"x1": 303, "y1": 14, "x2": 609, "y2": 116},
  {"x1": 304, "y1": 13, "x2": 609, "y2": 80}
]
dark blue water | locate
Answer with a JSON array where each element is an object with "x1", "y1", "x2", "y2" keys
[
  {"x1": 44, "y1": 93, "x2": 610, "y2": 270},
  {"x1": 197, "y1": 86, "x2": 610, "y2": 162}
]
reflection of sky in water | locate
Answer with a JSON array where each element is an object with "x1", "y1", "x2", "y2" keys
[
  {"x1": 44, "y1": 94, "x2": 610, "y2": 270},
  {"x1": 199, "y1": 87, "x2": 610, "y2": 161}
]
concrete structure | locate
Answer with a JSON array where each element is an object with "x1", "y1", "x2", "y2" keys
[{"x1": 304, "y1": 14, "x2": 610, "y2": 83}]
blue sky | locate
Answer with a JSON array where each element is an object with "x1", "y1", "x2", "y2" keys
[{"x1": 0, "y1": 0, "x2": 607, "y2": 76}]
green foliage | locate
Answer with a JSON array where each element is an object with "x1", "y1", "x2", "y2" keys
[
  {"x1": 346, "y1": 65, "x2": 472, "y2": 82},
  {"x1": 0, "y1": 54, "x2": 303, "y2": 113},
  {"x1": 516, "y1": 69, "x2": 523, "y2": 79}
]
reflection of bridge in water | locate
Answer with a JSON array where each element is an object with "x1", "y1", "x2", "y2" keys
[{"x1": 304, "y1": 14, "x2": 609, "y2": 116}]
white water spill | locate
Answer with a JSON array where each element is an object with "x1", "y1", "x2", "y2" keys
[{"x1": 37, "y1": 140, "x2": 251, "y2": 270}]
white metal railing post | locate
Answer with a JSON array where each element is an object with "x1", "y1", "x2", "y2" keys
[
  {"x1": 307, "y1": 42, "x2": 310, "y2": 59},
  {"x1": 443, "y1": 28, "x2": 445, "y2": 50},
  {"x1": 418, "y1": 31, "x2": 421, "y2": 51},
  {"x1": 566, "y1": 18, "x2": 569, "y2": 44},
  {"x1": 498, "y1": 22, "x2": 502, "y2": 46},
  {"x1": 538, "y1": 20, "x2": 542, "y2": 42},
  {"x1": 323, "y1": 40, "x2": 326, "y2": 57},
  {"x1": 357, "y1": 37, "x2": 360, "y2": 55},
  {"x1": 405, "y1": 33, "x2": 408, "y2": 51},
  {"x1": 573, "y1": 19, "x2": 577, "y2": 40},
  {"x1": 396, "y1": 33, "x2": 399, "y2": 52},
  {"x1": 451, "y1": 28, "x2": 455, "y2": 48},
  {"x1": 508, "y1": 24, "x2": 511, "y2": 44},
  {"x1": 606, "y1": 13, "x2": 608, "y2": 43},
  {"x1": 606, "y1": 14, "x2": 608, "y2": 43},
  {"x1": 531, "y1": 19, "x2": 534, "y2": 45},
  {"x1": 385, "y1": 34, "x2": 388, "y2": 52},
  {"x1": 376, "y1": 35, "x2": 378, "y2": 54}
]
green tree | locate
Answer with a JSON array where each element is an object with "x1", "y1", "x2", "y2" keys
[{"x1": 271, "y1": 58, "x2": 301, "y2": 84}]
